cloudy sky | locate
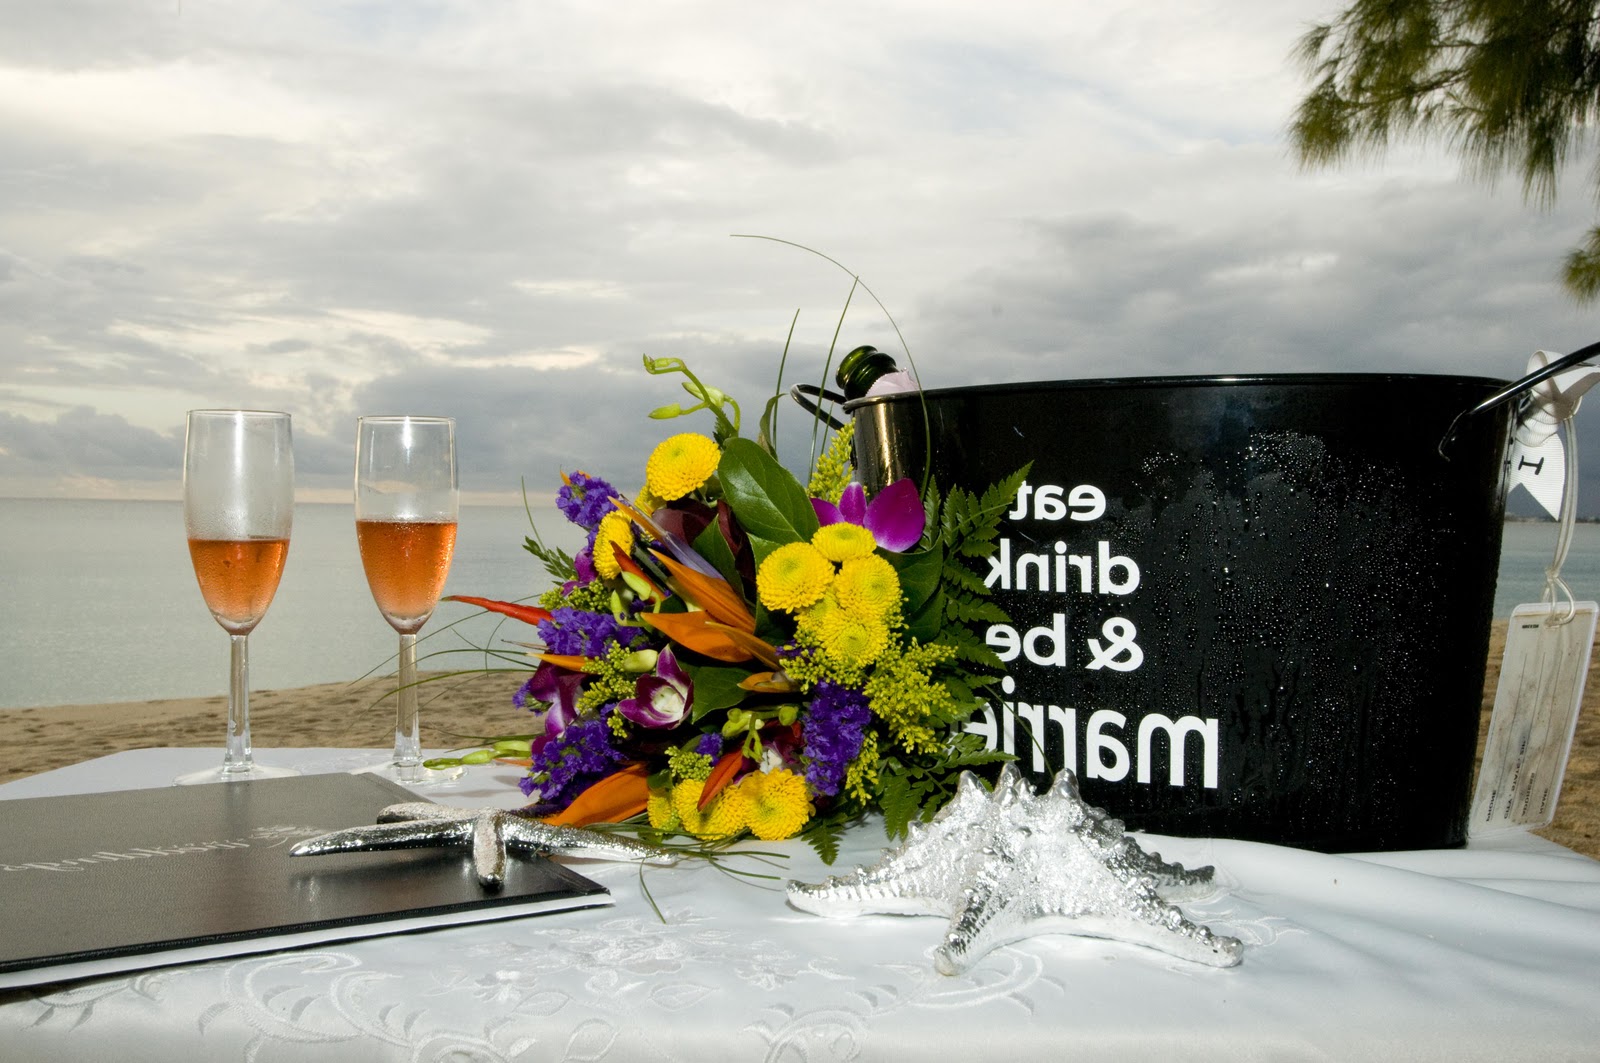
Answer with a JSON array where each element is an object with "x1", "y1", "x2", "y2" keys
[{"x1": 4, "y1": 0, "x2": 1599, "y2": 510}]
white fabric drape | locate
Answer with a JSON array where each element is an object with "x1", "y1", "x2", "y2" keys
[{"x1": 1, "y1": 749, "x2": 1595, "y2": 1063}]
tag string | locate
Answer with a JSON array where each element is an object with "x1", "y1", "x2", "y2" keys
[{"x1": 1543, "y1": 414, "x2": 1580, "y2": 625}]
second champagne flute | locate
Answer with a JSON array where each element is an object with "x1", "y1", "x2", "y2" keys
[{"x1": 354, "y1": 415, "x2": 463, "y2": 785}]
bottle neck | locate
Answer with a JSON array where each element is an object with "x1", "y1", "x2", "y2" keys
[{"x1": 836, "y1": 345, "x2": 901, "y2": 400}]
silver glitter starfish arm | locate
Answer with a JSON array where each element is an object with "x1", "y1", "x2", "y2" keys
[
  {"x1": 1041, "y1": 772, "x2": 1223, "y2": 902},
  {"x1": 787, "y1": 771, "x2": 999, "y2": 917},
  {"x1": 933, "y1": 830, "x2": 1245, "y2": 974},
  {"x1": 787, "y1": 765, "x2": 1244, "y2": 974},
  {"x1": 290, "y1": 803, "x2": 678, "y2": 890}
]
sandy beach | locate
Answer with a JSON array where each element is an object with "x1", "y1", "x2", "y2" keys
[{"x1": 3, "y1": 621, "x2": 1596, "y2": 859}]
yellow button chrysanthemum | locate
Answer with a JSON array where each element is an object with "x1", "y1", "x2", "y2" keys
[
  {"x1": 592, "y1": 509, "x2": 635, "y2": 580},
  {"x1": 811, "y1": 522, "x2": 875, "y2": 562},
  {"x1": 702, "y1": 784, "x2": 752, "y2": 839},
  {"x1": 647, "y1": 788, "x2": 680, "y2": 831},
  {"x1": 833, "y1": 553, "x2": 900, "y2": 618},
  {"x1": 671, "y1": 778, "x2": 711, "y2": 835},
  {"x1": 821, "y1": 609, "x2": 890, "y2": 669},
  {"x1": 645, "y1": 433, "x2": 721, "y2": 501},
  {"x1": 634, "y1": 484, "x2": 667, "y2": 518},
  {"x1": 795, "y1": 588, "x2": 838, "y2": 643},
  {"x1": 756, "y1": 541, "x2": 835, "y2": 613},
  {"x1": 737, "y1": 768, "x2": 814, "y2": 841}
]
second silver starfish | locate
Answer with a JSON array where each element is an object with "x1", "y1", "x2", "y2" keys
[{"x1": 290, "y1": 803, "x2": 679, "y2": 889}]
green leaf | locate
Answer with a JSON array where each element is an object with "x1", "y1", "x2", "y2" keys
[
  {"x1": 745, "y1": 531, "x2": 783, "y2": 570},
  {"x1": 691, "y1": 520, "x2": 742, "y2": 589},
  {"x1": 718, "y1": 437, "x2": 820, "y2": 545},
  {"x1": 683, "y1": 664, "x2": 752, "y2": 720},
  {"x1": 886, "y1": 545, "x2": 942, "y2": 615},
  {"x1": 902, "y1": 585, "x2": 946, "y2": 644}
]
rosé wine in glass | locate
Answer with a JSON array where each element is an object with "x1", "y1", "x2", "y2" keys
[{"x1": 187, "y1": 537, "x2": 290, "y2": 633}]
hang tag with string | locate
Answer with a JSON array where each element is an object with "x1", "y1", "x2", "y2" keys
[{"x1": 1471, "y1": 351, "x2": 1600, "y2": 837}]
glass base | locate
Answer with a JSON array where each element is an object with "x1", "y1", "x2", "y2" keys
[
  {"x1": 354, "y1": 760, "x2": 467, "y2": 788},
  {"x1": 175, "y1": 763, "x2": 301, "y2": 786}
]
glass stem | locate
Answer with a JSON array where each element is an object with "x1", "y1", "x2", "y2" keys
[
  {"x1": 394, "y1": 631, "x2": 422, "y2": 776},
  {"x1": 222, "y1": 633, "x2": 255, "y2": 776}
]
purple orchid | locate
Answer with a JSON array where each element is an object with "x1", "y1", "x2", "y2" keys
[
  {"x1": 811, "y1": 478, "x2": 924, "y2": 552},
  {"x1": 616, "y1": 647, "x2": 694, "y2": 728},
  {"x1": 523, "y1": 660, "x2": 586, "y2": 737}
]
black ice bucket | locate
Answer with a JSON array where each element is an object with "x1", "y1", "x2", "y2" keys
[{"x1": 817, "y1": 347, "x2": 1595, "y2": 852}]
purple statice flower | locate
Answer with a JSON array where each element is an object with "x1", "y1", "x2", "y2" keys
[
  {"x1": 557, "y1": 472, "x2": 620, "y2": 530},
  {"x1": 801, "y1": 681, "x2": 872, "y2": 798},
  {"x1": 694, "y1": 732, "x2": 724, "y2": 758},
  {"x1": 536, "y1": 607, "x2": 642, "y2": 657},
  {"x1": 521, "y1": 712, "x2": 625, "y2": 807}
]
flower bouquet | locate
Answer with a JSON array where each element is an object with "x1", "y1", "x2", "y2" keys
[{"x1": 449, "y1": 355, "x2": 1026, "y2": 860}]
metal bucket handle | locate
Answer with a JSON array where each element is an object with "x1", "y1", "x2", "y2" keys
[
  {"x1": 788, "y1": 382, "x2": 851, "y2": 431},
  {"x1": 1439, "y1": 337, "x2": 1600, "y2": 456}
]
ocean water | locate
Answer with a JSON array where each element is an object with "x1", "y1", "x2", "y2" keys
[
  {"x1": 0, "y1": 499, "x2": 1595, "y2": 709},
  {"x1": 0, "y1": 499, "x2": 586, "y2": 710}
]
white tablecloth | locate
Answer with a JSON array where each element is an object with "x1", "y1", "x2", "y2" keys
[{"x1": 0, "y1": 748, "x2": 1596, "y2": 1062}]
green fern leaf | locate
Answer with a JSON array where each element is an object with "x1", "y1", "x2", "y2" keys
[
  {"x1": 801, "y1": 815, "x2": 843, "y2": 865},
  {"x1": 879, "y1": 770, "x2": 917, "y2": 839}
]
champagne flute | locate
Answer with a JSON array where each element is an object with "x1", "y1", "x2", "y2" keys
[
  {"x1": 177, "y1": 410, "x2": 299, "y2": 786},
  {"x1": 354, "y1": 415, "x2": 463, "y2": 785}
]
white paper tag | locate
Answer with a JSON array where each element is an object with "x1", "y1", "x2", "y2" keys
[
  {"x1": 1508, "y1": 432, "x2": 1567, "y2": 519},
  {"x1": 1469, "y1": 601, "x2": 1598, "y2": 836}
]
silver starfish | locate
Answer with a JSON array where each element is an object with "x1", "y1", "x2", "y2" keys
[
  {"x1": 290, "y1": 803, "x2": 679, "y2": 890},
  {"x1": 786, "y1": 765, "x2": 1243, "y2": 974}
]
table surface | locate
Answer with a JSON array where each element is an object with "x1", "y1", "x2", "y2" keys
[{"x1": 1, "y1": 748, "x2": 1597, "y2": 1063}]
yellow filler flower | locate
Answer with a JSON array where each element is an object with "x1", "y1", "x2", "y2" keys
[
  {"x1": 756, "y1": 541, "x2": 835, "y2": 612},
  {"x1": 646, "y1": 432, "x2": 721, "y2": 501}
]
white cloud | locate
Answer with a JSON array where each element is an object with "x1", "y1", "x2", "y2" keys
[{"x1": 3, "y1": 0, "x2": 1600, "y2": 509}]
